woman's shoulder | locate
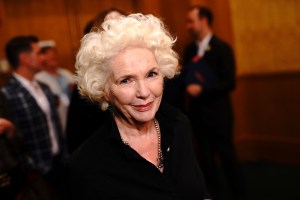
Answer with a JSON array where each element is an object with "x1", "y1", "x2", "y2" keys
[
  {"x1": 65, "y1": 122, "x2": 113, "y2": 199},
  {"x1": 158, "y1": 103, "x2": 190, "y2": 126},
  {"x1": 158, "y1": 103, "x2": 194, "y2": 142},
  {"x1": 158, "y1": 103, "x2": 193, "y2": 145},
  {"x1": 67, "y1": 120, "x2": 112, "y2": 170}
]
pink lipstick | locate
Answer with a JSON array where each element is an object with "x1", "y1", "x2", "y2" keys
[{"x1": 133, "y1": 101, "x2": 153, "y2": 111}]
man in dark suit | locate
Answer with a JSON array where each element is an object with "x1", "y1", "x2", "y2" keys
[
  {"x1": 1, "y1": 36, "x2": 66, "y2": 190},
  {"x1": 184, "y1": 6, "x2": 246, "y2": 200}
]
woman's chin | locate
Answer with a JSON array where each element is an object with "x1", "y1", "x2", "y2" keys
[
  {"x1": 131, "y1": 112, "x2": 156, "y2": 123},
  {"x1": 127, "y1": 108, "x2": 158, "y2": 123}
]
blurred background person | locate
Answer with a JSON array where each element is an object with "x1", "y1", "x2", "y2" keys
[
  {"x1": 35, "y1": 41, "x2": 75, "y2": 132},
  {"x1": 66, "y1": 8, "x2": 125, "y2": 153},
  {"x1": 183, "y1": 6, "x2": 246, "y2": 200},
  {"x1": 1, "y1": 35, "x2": 67, "y2": 196}
]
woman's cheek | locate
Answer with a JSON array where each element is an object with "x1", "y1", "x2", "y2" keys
[
  {"x1": 111, "y1": 86, "x2": 135, "y2": 104},
  {"x1": 151, "y1": 78, "x2": 164, "y2": 97}
]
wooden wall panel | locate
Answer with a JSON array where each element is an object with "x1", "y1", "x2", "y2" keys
[
  {"x1": 0, "y1": 0, "x2": 74, "y2": 70},
  {"x1": 62, "y1": 0, "x2": 135, "y2": 71},
  {"x1": 134, "y1": 0, "x2": 190, "y2": 58},
  {"x1": 159, "y1": 0, "x2": 190, "y2": 58},
  {"x1": 133, "y1": 0, "x2": 162, "y2": 16},
  {"x1": 0, "y1": 0, "x2": 135, "y2": 72},
  {"x1": 76, "y1": 0, "x2": 135, "y2": 37},
  {"x1": 232, "y1": 73, "x2": 300, "y2": 164},
  {"x1": 0, "y1": 0, "x2": 5, "y2": 59},
  {"x1": 229, "y1": 0, "x2": 300, "y2": 75}
]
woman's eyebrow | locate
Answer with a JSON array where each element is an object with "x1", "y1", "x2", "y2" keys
[
  {"x1": 114, "y1": 72, "x2": 135, "y2": 82},
  {"x1": 114, "y1": 66, "x2": 159, "y2": 80},
  {"x1": 146, "y1": 67, "x2": 159, "y2": 73}
]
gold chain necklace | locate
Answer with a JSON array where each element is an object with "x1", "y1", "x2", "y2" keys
[{"x1": 121, "y1": 119, "x2": 164, "y2": 170}]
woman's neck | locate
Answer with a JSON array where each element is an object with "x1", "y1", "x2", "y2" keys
[{"x1": 113, "y1": 115, "x2": 155, "y2": 140}]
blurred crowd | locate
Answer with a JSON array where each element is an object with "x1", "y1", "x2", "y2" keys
[{"x1": 0, "y1": 6, "x2": 246, "y2": 200}]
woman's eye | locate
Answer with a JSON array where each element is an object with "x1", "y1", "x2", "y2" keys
[
  {"x1": 148, "y1": 71, "x2": 158, "y2": 78},
  {"x1": 120, "y1": 78, "x2": 130, "y2": 84}
]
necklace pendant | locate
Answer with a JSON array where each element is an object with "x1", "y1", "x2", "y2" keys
[
  {"x1": 157, "y1": 157, "x2": 164, "y2": 169},
  {"x1": 157, "y1": 161, "x2": 164, "y2": 169}
]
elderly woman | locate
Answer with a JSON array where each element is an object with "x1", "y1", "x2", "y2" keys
[{"x1": 66, "y1": 14, "x2": 210, "y2": 200}]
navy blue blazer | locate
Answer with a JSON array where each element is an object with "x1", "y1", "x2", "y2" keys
[{"x1": 1, "y1": 76, "x2": 65, "y2": 174}]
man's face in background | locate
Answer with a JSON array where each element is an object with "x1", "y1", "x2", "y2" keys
[
  {"x1": 43, "y1": 48, "x2": 59, "y2": 70},
  {"x1": 186, "y1": 9, "x2": 203, "y2": 40},
  {"x1": 25, "y1": 42, "x2": 44, "y2": 73}
]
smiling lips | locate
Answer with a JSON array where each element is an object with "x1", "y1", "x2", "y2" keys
[{"x1": 133, "y1": 101, "x2": 154, "y2": 111}]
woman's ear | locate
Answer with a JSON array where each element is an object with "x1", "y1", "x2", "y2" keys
[
  {"x1": 103, "y1": 88, "x2": 111, "y2": 102},
  {"x1": 103, "y1": 77, "x2": 113, "y2": 102}
]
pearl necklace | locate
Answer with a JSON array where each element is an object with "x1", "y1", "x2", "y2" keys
[{"x1": 121, "y1": 119, "x2": 164, "y2": 170}]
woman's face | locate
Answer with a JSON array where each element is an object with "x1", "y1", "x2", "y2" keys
[{"x1": 108, "y1": 47, "x2": 163, "y2": 124}]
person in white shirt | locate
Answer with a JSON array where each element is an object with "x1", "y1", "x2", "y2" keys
[{"x1": 35, "y1": 42, "x2": 74, "y2": 132}]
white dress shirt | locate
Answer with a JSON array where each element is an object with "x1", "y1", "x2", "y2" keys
[
  {"x1": 197, "y1": 33, "x2": 213, "y2": 57},
  {"x1": 13, "y1": 73, "x2": 59, "y2": 155},
  {"x1": 35, "y1": 68, "x2": 74, "y2": 132}
]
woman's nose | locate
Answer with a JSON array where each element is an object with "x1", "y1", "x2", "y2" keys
[{"x1": 136, "y1": 79, "x2": 150, "y2": 99}]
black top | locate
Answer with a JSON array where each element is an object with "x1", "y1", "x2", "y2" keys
[
  {"x1": 65, "y1": 103, "x2": 210, "y2": 200},
  {"x1": 66, "y1": 87, "x2": 110, "y2": 153}
]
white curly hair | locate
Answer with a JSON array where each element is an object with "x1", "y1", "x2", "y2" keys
[{"x1": 75, "y1": 13, "x2": 179, "y2": 110}]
